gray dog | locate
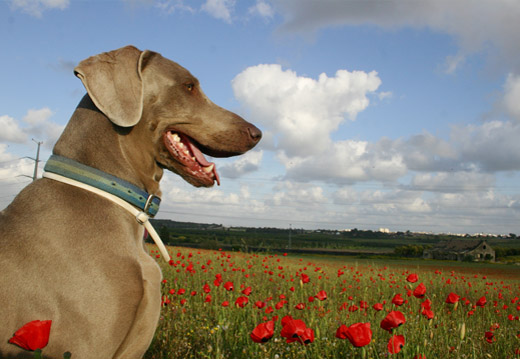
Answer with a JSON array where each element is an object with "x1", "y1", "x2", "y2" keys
[{"x1": 0, "y1": 45, "x2": 261, "y2": 358}]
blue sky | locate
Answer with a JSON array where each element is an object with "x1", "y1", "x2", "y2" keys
[{"x1": 1, "y1": 0, "x2": 520, "y2": 235}]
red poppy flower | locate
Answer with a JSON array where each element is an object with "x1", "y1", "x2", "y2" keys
[
  {"x1": 281, "y1": 318, "x2": 314, "y2": 345},
  {"x1": 295, "y1": 303, "x2": 305, "y2": 310},
  {"x1": 489, "y1": 323, "x2": 499, "y2": 331},
  {"x1": 484, "y1": 331, "x2": 495, "y2": 343},
  {"x1": 406, "y1": 273, "x2": 418, "y2": 283},
  {"x1": 335, "y1": 324, "x2": 349, "y2": 339},
  {"x1": 392, "y1": 293, "x2": 404, "y2": 306},
  {"x1": 235, "y1": 296, "x2": 249, "y2": 308},
  {"x1": 161, "y1": 296, "x2": 171, "y2": 306},
  {"x1": 8, "y1": 320, "x2": 52, "y2": 351},
  {"x1": 275, "y1": 300, "x2": 286, "y2": 310},
  {"x1": 380, "y1": 311, "x2": 406, "y2": 332},
  {"x1": 387, "y1": 334, "x2": 405, "y2": 354},
  {"x1": 300, "y1": 273, "x2": 310, "y2": 284},
  {"x1": 446, "y1": 292, "x2": 460, "y2": 304},
  {"x1": 336, "y1": 322, "x2": 372, "y2": 347},
  {"x1": 421, "y1": 299, "x2": 432, "y2": 310},
  {"x1": 476, "y1": 296, "x2": 487, "y2": 307},
  {"x1": 414, "y1": 354, "x2": 427, "y2": 359},
  {"x1": 281, "y1": 318, "x2": 306, "y2": 339},
  {"x1": 250, "y1": 320, "x2": 275, "y2": 343},
  {"x1": 373, "y1": 302, "x2": 383, "y2": 311},
  {"x1": 297, "y1": 327, "x2": 315, "y2": 345},
  {"x1": 221, "y1": 301, "x2": 230, "y2": 307},
  {"x1": 315, "y1": 290, "x2": 327, "y2": 301},
  {"x1": 224, "y1": 281, "x2": 234, "y2": 291},
  {"x1": 281, "y1": 315, "x2": 293, "y2": 327},
  {"x1": 242, "y1": 286, "x2": 252, "y2": 296},
  {"x1": 255, "y1": 301, "x2": 266, "y2": 309},
  {"x1": 413, "y1": 283, "x2": 426, "y2": 298},
  {"x1": 421, "y1": 308, "x2": 434, "y2": 320},
  {"x1": 204, "y1": 294, "x2": 212, "y2": 303},
  {"x1": 203, "y1": 283, "x2": 211, "y2": 293}
]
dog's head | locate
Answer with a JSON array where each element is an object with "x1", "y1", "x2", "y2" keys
[{"x1": 74, "y1": 45, "x2": 261, "y2": 187}]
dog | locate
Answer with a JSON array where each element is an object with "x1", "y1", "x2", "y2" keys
[{"x1": 0, "y1": 45, "x2": 261, "y2": 358}]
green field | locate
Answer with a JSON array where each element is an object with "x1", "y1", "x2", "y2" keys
[
  {"x1": 144, "y1": 245, "x2": 520, "y2": 358},
  {"x1": 151, "y1": 219, "x2": 520, "y2": 261}
]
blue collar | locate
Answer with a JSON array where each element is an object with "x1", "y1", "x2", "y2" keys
[{"x1": 43, "y1": 155, "x2": 161, "y2": 217}]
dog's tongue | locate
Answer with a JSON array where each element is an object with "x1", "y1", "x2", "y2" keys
[
  {"x1": 187, "y1": 141, "x2": 212, "y2": 167},
  {"x1": 184, "y1": 136, "x2": 220, "y2": 185}
]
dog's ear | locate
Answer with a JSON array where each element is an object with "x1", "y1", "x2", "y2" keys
[{"x1": 74, "y1": 45, "x2": 149, "y2": 127}]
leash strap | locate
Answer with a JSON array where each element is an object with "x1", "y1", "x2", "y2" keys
[
  {"x1": 42, "y1": 172, "x2": 171, "y2": 262},
  {"x1": 44, "y1": 155, "x2": 161, "y2": 217}
]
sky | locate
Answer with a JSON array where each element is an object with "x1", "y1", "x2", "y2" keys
[{"x1": 1, "y1": 0, "x2": 520, "y2": 235}]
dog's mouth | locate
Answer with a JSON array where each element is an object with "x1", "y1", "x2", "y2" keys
[{"x1": 163, "y1": 130, "x2": 220, "y2": 186}]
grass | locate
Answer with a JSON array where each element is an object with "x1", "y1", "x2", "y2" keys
[{"x1": 144, "y1": 245, "x2": 520, "y2": 359}]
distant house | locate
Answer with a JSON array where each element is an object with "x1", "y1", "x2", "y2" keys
[{"x1": 423, "y1": 240, "x2": 495, "y2": 262}]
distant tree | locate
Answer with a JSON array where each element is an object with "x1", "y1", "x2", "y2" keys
[
  {"x1": 394, "y1": 245, "x2": 425, "y2": 257},
  {"x1": 159, "y1": 226, "x2": 170, "y2": 242}
]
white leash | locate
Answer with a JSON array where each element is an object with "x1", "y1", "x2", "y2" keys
[{"x1": 42, "y1": 172, "x2": 171, "y2": 262}]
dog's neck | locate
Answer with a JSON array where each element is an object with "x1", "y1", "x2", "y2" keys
[
  {"x1": 53, "y1": 95, "x2": 163, "y2": 197},
  {"x1": 44, "y1": 155, "x2": 161, "y2": 217}
]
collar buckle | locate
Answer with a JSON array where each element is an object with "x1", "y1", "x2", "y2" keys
[{"x1": 144, "y1": 194, "x2": 161, "y2": 217}]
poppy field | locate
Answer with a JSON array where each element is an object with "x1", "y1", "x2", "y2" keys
[{"x1": 145, "y1": 246, "x2": 520, "y2": 359}]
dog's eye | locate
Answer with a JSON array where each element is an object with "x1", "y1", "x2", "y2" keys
[{"x1": 185, "y1": 83, "x2": 195, "y2": 92}]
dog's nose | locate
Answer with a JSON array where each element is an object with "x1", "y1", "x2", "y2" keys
[{"x1": 248, "y1": 125, "x2": 262, "y2": 143}]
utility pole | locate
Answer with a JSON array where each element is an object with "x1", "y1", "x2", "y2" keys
[
  {"x1": 22, "y1": 139, "x2": 43, "y2": 181},
  {"x1": 288, "y1": 223, "x2": 292, "y2": 249}
]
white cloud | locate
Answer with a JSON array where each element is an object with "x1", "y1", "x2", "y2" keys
[
  {"x1": 0, "y1": 115, "x2": 27, "y2": 143},
  {"x1": 23, "y1": 108, "x2": 64, "y2": 148},
  {"x1": 267, "y1": 181, "x2": 328, "y2": 207},
  {"x1": 153, "y1": 0, "x2": 195, "y2": 14},
  {"x1": 406, "y1": 172, "x2": 496, "y2": 193},
  {"x1": 280, "y1": 139, "x2": 406, "y2": 184},
  {"x1": 443, "y1": 52, "x2": 466, "y2": 74},
  {"x1": 377, "y1": 91, "x2": 393, "y2": 101},
  {"x1": 274, "y1": 0, "x2": 520, "y2": 71},
  {"x1": 232, "y1": 64, "x2": 381, "y2": 157},
  {"x1": 454, "y1": 120, "x2": 520, "y2": 172},
  {"x1": 0, "y1": 144, "x2": 35, "y2": 203},
  {"x1": 201, "y1": 0, "x2": 234, "y2": 23},
  {"x1": 0, "y1": 108, "x2": 64, "y2": 150},
  {"x1": 233, "y1": 62, "x2": 520, "y2": 186},
  {"x1": 248, "y1": 0, "x2": 274, "y2": 19},
  {"x1": 9, "y1": 0, "x2": 69, "y2": 17},
  {"x1": 0, "y1": 144, "x2": 17, "y2": 164},
  {"x1": 329, "y1": 184, "x2": 520, "y2": 233},
  {"x1": 400, "y1": 132, "x2": 458, "y2": 172},
  {"x1": 503, "y1": 73, "x2": 520, "y2": 121},
  {"x1": 23, "y1": 108, "x2": 53, "y2": 126},
  {"x1": 219, "y1": 150, "x2": 263, "y2": 178}
]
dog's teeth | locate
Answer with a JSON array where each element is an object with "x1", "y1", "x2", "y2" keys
[
  {"x1": 171, "y1": 133, "x2": 180, "y2": 142},
  {"x1": 192, "y1": 157, "x2": 196, "y2": 161},
  {"x1": 183, "y1": 150, "x2": 190, "y2": 156},
  {"x1": 202, "y1": 164, "x2": 214, "y2": 173}
]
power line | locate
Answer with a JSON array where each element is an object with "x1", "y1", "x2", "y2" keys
[{"x1": 19, "y1": 139, "x2": 43, "y2": 181}]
